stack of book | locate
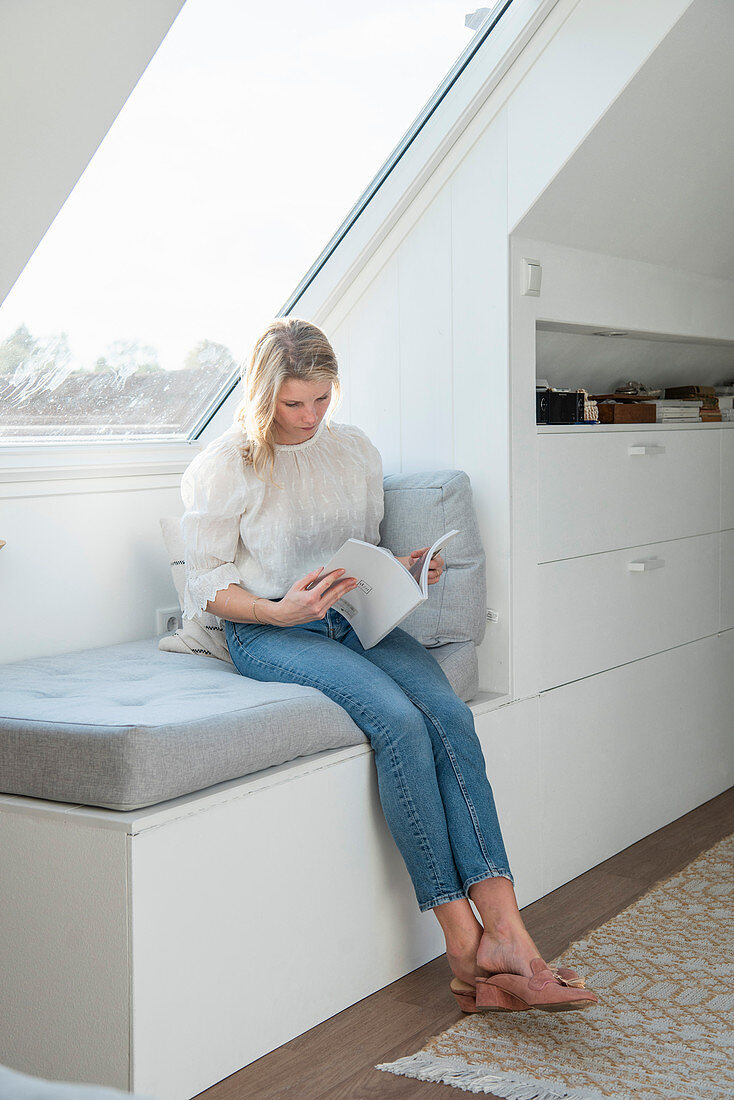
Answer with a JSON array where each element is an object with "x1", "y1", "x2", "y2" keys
[
  {"x1": 664, "y1": 386, "x2": 721, "y2": 421},
  {"x1": 715, "y1": 389, "x2": 734, "y2": 422},
  {"x1": 645, "y1": 399, "x2": 702, "y2": 423}
]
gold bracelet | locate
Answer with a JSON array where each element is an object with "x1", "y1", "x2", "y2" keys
[{"x1": 252, "y1": 596, "x2": 265, "y2": 624}]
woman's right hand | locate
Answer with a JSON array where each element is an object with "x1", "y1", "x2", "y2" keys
[{"x1": 269, "y1": 567, "x2": 359, "y2": 626}]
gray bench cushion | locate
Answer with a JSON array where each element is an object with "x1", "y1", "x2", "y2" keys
[
  {"x1": 0, "y1": 466, "x2": 485, "y2": 812},
  {"x1": 0, "y1": 636, "x2": 477, "y2": 811}
]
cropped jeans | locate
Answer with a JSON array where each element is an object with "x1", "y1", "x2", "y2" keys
[{"x1": 225, "y1": 606, "x2": 513, "y2": 912}]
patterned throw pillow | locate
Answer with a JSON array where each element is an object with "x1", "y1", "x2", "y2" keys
[{"x1": 158, "y1": 516, "x2": 233, "y2": 664}]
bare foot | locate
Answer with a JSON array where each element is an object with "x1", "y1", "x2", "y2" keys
[{"x1": 475, "y1": 924, "x2": 545, "y2": 980}]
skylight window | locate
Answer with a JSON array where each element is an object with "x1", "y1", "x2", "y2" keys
[{"x1": 0, "y1": 0, "x2": 508, "y2": 444}]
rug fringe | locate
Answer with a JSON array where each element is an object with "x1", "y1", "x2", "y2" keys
[{"x1": 375, "y1": 1052, "x2": 605, "y2": 1099}]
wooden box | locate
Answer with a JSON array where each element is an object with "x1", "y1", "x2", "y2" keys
[{"x1": 597, "y1": 402, "x2": 656, "y2": 424}]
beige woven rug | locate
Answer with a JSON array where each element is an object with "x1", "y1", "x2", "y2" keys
[{"x1": 376, "y1": 834, "x2": 734, "y2": 1099}]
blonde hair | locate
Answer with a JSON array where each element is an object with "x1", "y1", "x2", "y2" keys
[{"x1": 235, "y1": 318, "x2": 342, "y2": 485}]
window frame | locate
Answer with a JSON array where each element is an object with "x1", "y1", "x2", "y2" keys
[
  {"x1": 1, "y1": 0, "x2": 556, "y2": 477},
  {"x1": 0, "y1": 438, "x2": 201, "y2": 500},
  {"x1": 202, "y1": 0, "x2": 552, "y2": 436}
]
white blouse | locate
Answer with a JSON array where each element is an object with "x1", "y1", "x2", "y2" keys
[{"x1": 180, "y1": 419, "x2": 386, "y2": 620}]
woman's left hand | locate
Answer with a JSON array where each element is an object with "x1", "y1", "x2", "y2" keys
[{"x1": 406, "y1": 548, "x2": 445, "y2": 584}]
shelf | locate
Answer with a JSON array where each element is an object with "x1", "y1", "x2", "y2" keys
[{"x1": 538, "y1": 421, "x2": 734, "y2": 434}]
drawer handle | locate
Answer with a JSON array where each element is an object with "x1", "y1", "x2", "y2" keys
[
  {"x1": 628, "y1": 444, "x2": 666, "y2": 456},
  {"x1": 627, "y1": 558, "x2": 666, "y2": 572}
]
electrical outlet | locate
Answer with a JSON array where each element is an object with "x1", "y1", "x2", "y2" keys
[
  {"x1": 157, "y1": 607, "x2": 182, "y2": 635},
  {"x1": 486, "y1": 608, "x2": 499, "y2": 624}
]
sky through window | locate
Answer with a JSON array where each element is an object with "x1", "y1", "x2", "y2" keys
[{"x1": 0, "y1": 1, "x2": 502, "y2": 440}]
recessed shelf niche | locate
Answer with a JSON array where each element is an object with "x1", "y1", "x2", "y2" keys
[
  {"x1": 536, "y1": 321, "x2": 734, "y2": 395},
  {"x1": 535, "y1": 321, "x2": 734, "y2": 431}
]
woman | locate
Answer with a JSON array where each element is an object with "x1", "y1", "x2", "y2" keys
[{"x1": 181, "y1": 318, "x2": 597, "y2": 1014}]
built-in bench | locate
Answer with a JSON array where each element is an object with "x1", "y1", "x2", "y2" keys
[{"x1": 0, "y1": 470, "x2": 503, "y2": 1100}]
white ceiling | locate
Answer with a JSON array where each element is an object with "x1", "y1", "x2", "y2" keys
[{"x1": 515, "y1": 0, "x2": 734, "y2": 281}]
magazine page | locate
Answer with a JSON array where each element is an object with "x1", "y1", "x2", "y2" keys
[
  {"x1": 304, "y1": 541, "x2": 406, "y2": 595},
  {"x1": 311, "y1": 532, "x2": 458, "y2": 649},
  {"x1": 310, "y1": 539, "x2": 418, "y2": 648},
  {"x1": 407, "y1": 529, "x2": 459, "y2": 594}
]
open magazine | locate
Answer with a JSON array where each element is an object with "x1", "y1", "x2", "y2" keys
[{"x1": 306, "y1": 529, "x2": 459, "y2": 649}]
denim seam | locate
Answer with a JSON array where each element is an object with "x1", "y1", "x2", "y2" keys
[
  {"x1": 226, "y1": 627, "x2": 453, "y2": 898},
  {"x1": 463, "y1": 869, "x2": 514, "y2": 894},
  {"x1": 418, "y1": 888, "x2": 467, "y2": 913},
  {"x1": 398, "y1": 685, "x2": 502, "y2": 876}
]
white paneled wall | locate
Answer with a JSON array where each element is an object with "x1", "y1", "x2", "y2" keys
[
  {"x1": 452, "y1": 116, "x2": 511, "y2": 689},
  {"x1": 397, "y1": 190, "x2": 454, "y2": 470},
  {"x1": 316, "y1": 120, "x2": 511, "y2": 694},
  {"x1": 2, "y1": 0, "x2": 699, "y2": 682},
  {"x1": 330, "y1": 260, "x2": 402, "y2": 469}
]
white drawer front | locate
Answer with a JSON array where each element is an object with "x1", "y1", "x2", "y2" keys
[
  {"x1": 722, "y1": 431, "x2": 734, "y2": 530},
  {"x1": 539, "y1": 533, "x2": 720, "y2": 690},
  {"x1": 539, "y1": 632, "x2": 734, "y2": 892},
  {"x1": 722, "y1": 530, "x2": 734, "y2": 631},
  {"x1": 539, "y1": 430, "x2": 721, "y2": 561}
]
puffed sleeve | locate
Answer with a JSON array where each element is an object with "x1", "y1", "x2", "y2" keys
[{"x1": 180, "y1": 435, "x2": 247, "y2": 620}]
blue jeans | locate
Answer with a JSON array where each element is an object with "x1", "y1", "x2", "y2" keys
[{"x1": 225, "y1": 607, "x2": 513, "y2": 912}]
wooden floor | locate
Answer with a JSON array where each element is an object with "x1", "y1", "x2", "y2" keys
[{"x1": 197, "y1": 788, "x2": 734, "y2": 1100}]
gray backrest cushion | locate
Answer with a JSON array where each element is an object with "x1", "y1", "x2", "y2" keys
[{"x1": 379, "y1": 469, "x2": 486, "y2": 647}]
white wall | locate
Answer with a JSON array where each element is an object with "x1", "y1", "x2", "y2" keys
[
  {"x1": 0, "y1": 475, "x2": 184, "y2": 664},
  {"x1": 322, "y1": 120, "x2": 512, "y2": 695},
  {"x1": 201, "y1": 0, "x2": 698, "y2": 695},
  {"x1": 1, "y1": 0, "x2": 698, "y2": 667},
  {"x1": 509, "y1": 236, "x2": 734, "y2": 699},
  {"x1": 0, "y1": 0, "x2": 185, "y2": 305},
  {"x1": 0, "y1": 0, "x2": 188, "y2": 665},
  {"x1": 215, "y1": 119, "x2": 513, "y2": 694},
  {"x1": 506, "y1": 0, "x2": 692, "y2": 231},
  {"x1": 515, "y1": 0, "x2": 734, "y2": 282}
]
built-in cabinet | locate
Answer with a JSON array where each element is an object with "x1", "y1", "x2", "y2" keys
[
  {"x1": 540, "y1": 530, "x2": 720, "y2": 689},
  {"x1": 538, "y1": 427, "x2": 721, "y2": 561},
  {"x1": 530, "y1": 421, "x2": 734, "y2": 895},
  {"x1": 722, "y1": 430, "x2": 734, "y2": 528},
  {"x1": 509, "y1": 296, "x2": 734, "y2": 893},
  {"x1": 722, "y1": 531, "x2": 734, "y2": 631},
  {"x1": 537, "y1": 424, "x2": 732, "y2": 691},
  {"x1": 539, "y1": 629, "x2": 734, "y2": 893}
]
